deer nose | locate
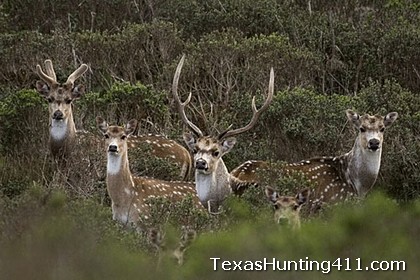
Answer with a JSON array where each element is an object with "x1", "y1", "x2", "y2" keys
[
  {"x1": 108, "y1": 145, "x2": 118, "y2": 153},
  {"x1": 52, "y1": 110, "x2": 64, "y2": 120},
  {"x1": 195, "y1": 159, "x2": 208, "y2": 170},
  {"x1": 368, "y1": 139, "x2": 380, "y2": 151}
]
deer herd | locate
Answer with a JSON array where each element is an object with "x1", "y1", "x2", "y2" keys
[{"x1": 34, "y1": 55, "x2": 398, "y2": 263}]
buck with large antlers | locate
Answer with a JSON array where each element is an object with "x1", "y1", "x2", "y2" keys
[
  {"x1": 231, "y1": 110, "x2": 398, "y2": 211},
  {"x1": 96, "y1": 117, "x2": 203, "y2": 227},
  {"x1": 36, "y1": 59, "x2": 192, "y2": 180},
  {"x1": 172, "y1": 55, "x2": 274, "y2": 212}
]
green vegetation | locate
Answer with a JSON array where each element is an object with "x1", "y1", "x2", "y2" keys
[
  {"x1": 0, "y1": 186, "x2": 418, "y2": 279},
  {"x1": 0, "y1": 0, "x2": 419, "y2": 278}
]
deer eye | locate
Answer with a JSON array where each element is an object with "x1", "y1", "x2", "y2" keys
[
  {"x1": 192, "y1": 148, "x2": 198, "y2": 154},
  {"x1": 121, "y1": 135, "x2": 127, "y2": 140},
  {"x1": 212, "y1": 150, "x2": 220, "y2": 157},
  {"x1": 104, "y1": 134, "x2": 109, "y2": 139},
  {"x1": 379, "y1": 127, "x2": 385, "y2": 133},
  {"x1": 360, "y1": 127, "x2": 366, "y2": 133},
  {"x1": 65, "y1": 99, "x2": 72, "y2": 104},
  {"x1": 47, "y1": 97, "x2": 53, "y2": 103},
  {"x1": 292, "y1": 204, "x2": 300, "y2": 211}
]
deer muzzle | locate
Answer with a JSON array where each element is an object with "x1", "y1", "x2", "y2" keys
[
  {"x1": 368, "y1": 138, "x2": 380, "y2": 151},
  {"x1": 195, "y1": 158, "x2": 208, "y2": 171},
  {"x1": 52, "y1": 110, "x2": 64, "y2": 120},
  {"x1": 108, "y1": 144, "x2": 118, "y2": 153}
]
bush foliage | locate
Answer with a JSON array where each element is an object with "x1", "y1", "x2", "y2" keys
[
  {"x1": 0, "y1": 186, "x2": 418, "y2": 279},
  {"x1": 0, "y1": 0, "x2": 419, "y2": 278}
]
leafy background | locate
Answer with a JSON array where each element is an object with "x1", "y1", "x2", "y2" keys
[{"x1": 0, "y1": 0, "x2": 419, "y2": 279}]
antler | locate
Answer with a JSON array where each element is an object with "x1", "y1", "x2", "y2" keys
[
  {"x1": 219, "y1": 67, "x2": 274, "y2": 139},
  {"x1": 36, "y1": 61, "x2": 57, "y2": 85},
  {"x1": 172, "y1": 54, "x2": 204, "y2": 137},
  {"x1": 36, "y1": 59, "x2": 88, "y2": 85},
  {"x1": 66, "y1": 63, "x2": 89, "y2": 85},
  {"x1": 44, "y1": 59, "x2": 57, "y2": 81}
]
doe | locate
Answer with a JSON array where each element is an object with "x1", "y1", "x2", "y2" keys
[{"x1": 96, "y1": 117, "x2": 203, "y2": 228}]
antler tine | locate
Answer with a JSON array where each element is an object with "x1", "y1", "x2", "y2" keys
[
  {"x1": 36, "y1": 64, "x2": 56, "y2": 85},
  {"x1": 44, "y1": 59, "x2": 57, "y2": 82},
  {"x1": 217, "y1": 124, "x2": 233, "y2": 140},
  {"x1": 172, "y1": 54, "x2": 204, "y2": 137},
  {"x1": 66, "y1": 63, "x2": 89, "y2": 85},
  {"x1": 220, "y1": 67, "x2": 274, "y2": 139}
]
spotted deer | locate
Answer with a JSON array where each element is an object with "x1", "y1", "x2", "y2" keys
[
  {"x1": 265, "y1": 187, "x2": 310, "y2": 230},
  {"x1": 231, "y1": 110, "x2": 398, "y2": 211},
  {"x1": 172, "y1": 55, "x2": 274, "y2": 212},
  {"x1": 36, "y1": 59, "x2": 191, "y2": 180},
  {"x1": 96, "y1": 117, "x2": 203, "y2": 227},
  {"x1": 36, "y1": 59, "x2": 89, "y2": 158}
]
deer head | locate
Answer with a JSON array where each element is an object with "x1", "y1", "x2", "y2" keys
[
  {"x1": 265, "y1": 186, "x2": 310, "y2": 229},
  {"x1": 149, "y1": 226, "x2": 197, "y2": 267},
  {"x1": 36, "y1": 59, "x2": 88, "y2": 129},
  {"x1": 97, "y1": 117, "x2": 137, "y2": 155},
  {"x1": 346, "y1": 109, "x2": 398, "y2": 153}
]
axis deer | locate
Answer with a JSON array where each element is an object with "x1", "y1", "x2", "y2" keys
[
  {"x1": 36, "y1": 59, "x2": 191, "y2": 180},
  {"x1": 149, "y1": 226, "x2": 197, "y2": 266},
  {"x1": 172, "y1": 55, "x2": 274, "y2": 212},
  {"x1": 36, "y1": 59, "x2": 88, "y2": 158},
  {"x1": 231, "y1": 110, "x2": 398, "y2": 211},
  {"x1": 265, "y1": 187, "x2": 310, "y2": 230},
  {"x1": 96, "y1": 117, "x2": 203, "y2": 228}
]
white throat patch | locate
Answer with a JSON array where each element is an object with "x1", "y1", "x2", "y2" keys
[
  {"x1": 107, "y1": 153, "x2": 122, "y2": 175},
  {"x1": 351, "y1": 145, "x2": 382, "y2": 196},
  {"x1": 363, "y1": 149, "x2": 381, "y2": 175},
  {"x1": 195, "y1": 172, "x2": 213, "y2": 203},
  {"x1": 50, "y1": 119, "x2": 68, "y2": 140}
]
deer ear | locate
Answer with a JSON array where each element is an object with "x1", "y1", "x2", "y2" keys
[
  {"x1": 221, "y1": 137, "x2": 236, "y2": 154},
  {"x1": 384, "y1": 112, "x2": 398, "y2": 127},
  {"x1": 183, "y1": 133, "x2": 197, "y2": 151},
  {"x1": 71, "y1": 84, "x2": 86, "y2": 99},
  {"x1": 36, "y1": 80, "x2": 50, "y2": 96},
  {"x1": 296, "y1": 188, "x2": 310, "y2": 205},
  {"x1": 96, "y1": 116, "x2": 108, "y2": 134},
  {"x1": 125, "y1": 119, "x2": 137, "y2": 135},
  {"x1": 265, "y1": 186, "x2": 278, "y2": 203}
]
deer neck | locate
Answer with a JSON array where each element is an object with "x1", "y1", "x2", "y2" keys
[
  {"x1": 106, "y1": 149, "x2": 136, "y2": 224},
  {"x1": 345, "y1": 137, "x2": 382, "y2": 197},
  {"x1": 195, "y1": 159, "x2": 231, "y2": 206},
  {"x1": 49, "y1": 112, "x2": 76, "y2": 156}
]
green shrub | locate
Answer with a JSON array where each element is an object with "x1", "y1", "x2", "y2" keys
[
  {"x1": 3, "y1": 0, "x2": 146, "y2": 33},
  {"x1": 226, "y1": 87, "x2": 364, "y2": 168},
  {"x1": 79, "y1": 81, "x2": 169, "y2": 132},
  {"x1": 0, "y1": 89, "x2": 46, "y2": 153}
]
